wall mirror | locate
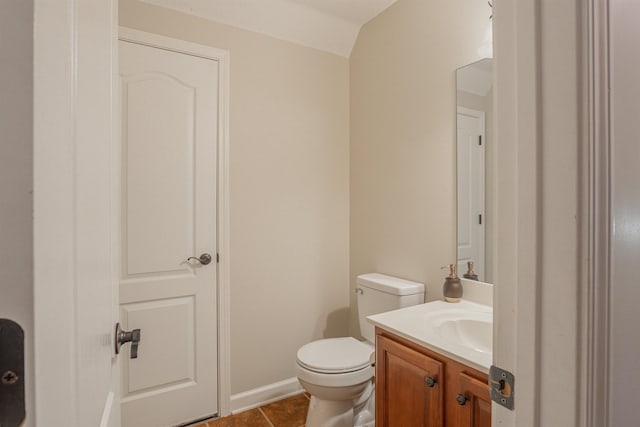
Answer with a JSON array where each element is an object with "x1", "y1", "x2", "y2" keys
[{"x1": 456, "y1": 58, "x2": 494, "y2": 284}]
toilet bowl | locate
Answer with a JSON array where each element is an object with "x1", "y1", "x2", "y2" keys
[
  {"x1": 296, "y1": 337, "x2": 375, "y2": 427},
  {"x1": 296, "y1": 273, "x2": 425, "y2": 427}
]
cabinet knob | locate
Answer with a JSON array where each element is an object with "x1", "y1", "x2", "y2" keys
[
  {"x1": 456, "y1": 394, "x2": 468, "y2": 406},
  {"x1": 425, "y1": 376, "x2": 437, "y2": 388}
]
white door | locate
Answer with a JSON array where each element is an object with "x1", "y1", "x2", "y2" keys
[
  {"x1": 119, "y1": 39, "x2": 219, "y2": 426},
  {"x1": 456, "y1": 108, "x2": 486, "y2": 280},
  {"x1": 33, "y1": 1, "x2": 120, "y2": 427}
]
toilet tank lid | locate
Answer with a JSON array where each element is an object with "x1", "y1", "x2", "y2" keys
[{"x1": 356, "y1": 273, "x2": 425, "y2": 296}]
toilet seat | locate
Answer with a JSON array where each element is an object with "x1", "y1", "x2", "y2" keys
[{"x1": 296, "y1": 337, "x2": 373, "y2": 374}]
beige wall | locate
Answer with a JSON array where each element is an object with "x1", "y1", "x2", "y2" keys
[
  {"x1": 120, "y1": 0, "x2": 350, "y2": 394},
  {"x1": 349, "y1": 0, "x2": 489, "y2": 335},
  {"x1": 0, "y1": 1, "x2": 34, "y2": 425}
]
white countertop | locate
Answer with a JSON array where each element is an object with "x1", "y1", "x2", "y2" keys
[{"x1": 367, "y1": 299, "x2": 493, "y2": 373}]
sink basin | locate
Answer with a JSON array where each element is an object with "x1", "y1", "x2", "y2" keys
[
  {"x1": 435, "y1": 318, "x2": 492, "y2": 354},
  {"x1": 426, "y1": 308, "x2": 493, "y2": 354},
  {"x1": 367, "y1": 300, "x2": 493, "y2": 372}
]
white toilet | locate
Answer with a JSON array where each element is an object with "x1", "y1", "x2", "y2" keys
[{"x1": 295, "y1": 273, "x2": 425, "y2": 427}]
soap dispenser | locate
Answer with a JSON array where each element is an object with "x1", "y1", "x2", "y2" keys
[
  {"x1": 462, "y1": 261, "x2": 479, "y2": 281},
  {"x1": 442, "y1": 264, "x2": 463, "y2": 303}
]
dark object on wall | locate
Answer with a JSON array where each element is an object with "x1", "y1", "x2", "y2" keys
[{"x1": 0, "y1": 319, "x2": 25, "y2": 427}]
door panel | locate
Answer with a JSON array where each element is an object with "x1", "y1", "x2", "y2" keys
[
  {"x1": 119, "y1": 39, "x2": 218, "y2": 427},
  {"x1": 122, "y1": 297, "x2": 195, "y2": 393},
  {"x1": 124, "y1": 74, "x2": 196, "y2": 276}
]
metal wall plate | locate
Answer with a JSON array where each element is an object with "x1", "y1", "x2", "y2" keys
[
  {"x1": 489, "y1": 365, "x2": 515, "y2": 410},
  {"x1": 0, "y1": 319, "x2": 25, "y2": 427}
]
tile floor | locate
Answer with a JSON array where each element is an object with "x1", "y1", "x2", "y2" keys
[{"x1": 187, "y1": 393, "x2": 310, "y2": 427}]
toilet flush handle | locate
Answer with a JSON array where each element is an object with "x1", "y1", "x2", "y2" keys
[{"x1": 354, "y1": 288, "x2": 364, "y2": 295}]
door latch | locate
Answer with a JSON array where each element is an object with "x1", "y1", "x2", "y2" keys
[
  {"x1": 115, "y1": 323, "x2": 141, "y2": 359},
  {"x1": 0, "y1": 319, "x2": 26, "y2": 427},
  {"x1": 489, "y1": 365, "x2": 515, "y2": 410}
]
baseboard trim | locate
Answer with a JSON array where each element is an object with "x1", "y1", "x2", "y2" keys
[{"x1": 230, "y1": 377, "x2": 304, "y2": 414}]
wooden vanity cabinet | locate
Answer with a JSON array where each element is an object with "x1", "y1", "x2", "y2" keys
[{"x1": 375, "y1": 328, "x2": 491, "y2": 427}]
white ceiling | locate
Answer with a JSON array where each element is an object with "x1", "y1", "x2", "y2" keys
[
  {"x1": 289, "y1": 0, "x2": 397, "y2": 25},
  {"x1": 139, "y1": 0, "x2": 398, "y2": 57}
]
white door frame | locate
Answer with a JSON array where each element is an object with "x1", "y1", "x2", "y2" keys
[
  {"x1": 583, "y1": 0, "x2": 611, "y2": 425},
  {"x1": 492, "y1": 0, "x2": 541, "y2": 424},
  {"x1": 493, "y1": 1, "x2": 606, "y2": 426},
  {"x1": 118, "y1": 27, "x2": 232, "y2": 417}
]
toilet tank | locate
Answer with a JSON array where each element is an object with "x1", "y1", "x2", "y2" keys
[{"x1": 356, "y1": 273, "x2": 425, "y2": 343}]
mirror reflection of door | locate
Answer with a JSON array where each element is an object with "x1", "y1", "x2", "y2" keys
[
  {"x1": 456, "y1": 58, "x2": 493, "y2": 283},
  {"x1": 456, "y1": 108, "x2": 485, "y2": 280}
]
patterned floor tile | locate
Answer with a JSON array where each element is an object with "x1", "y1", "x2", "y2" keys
[
  {"x1": 259, "y1": 394, "x2": 309, "y2": 427},
  {"x1": 207, "y1": 408, "x2": 272, "y2": 427}
]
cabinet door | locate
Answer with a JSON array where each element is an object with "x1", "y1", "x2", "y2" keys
[
  {"x1": 376, "y1": 335, "x2": 444, "y2": 427},
  {"x1": 454, "y1": 372, "x2": 491, "y2": 427}
]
